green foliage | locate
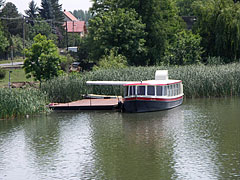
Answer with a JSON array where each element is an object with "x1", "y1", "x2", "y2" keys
[
  {"x1": 176, "y1": 0, "x2": 196, "y2": 16},
  {"x1": 60, "y1": 54, "x2": 75, "y2": 72},
  {"x1": 72, "y1": 10, "x2": 92, "y2": 22},
  {"x1": 25, "y1": 0, "x2": 39, "y2": 20},
  {"x1": 93, "y1": 49, "x2": 128, "y2": 70},
  {"x1": 0, "y1": 68, "x2": 6, "y2": 80},
  {"x1": 41, "y1": 63, "x2": 240, "y2": 103},
  {"x1": 39, "y1": 0, "x2": 54, "y2": 20},
  {"x1": 163, "y1": 30, "x2": 203, "y2": 65},
  {"x1": 206, "y1": 56, "x2": 225, "y2": 65},
  {"x1": 67, "y1": 33, "x2": 82, "y2": 47},
  {"x1": 90, "y1": 0, "x2": 184, "y2": 65},
  {"x1": 23, "y1": 34, "x2": 63, "y2": 84},
  {"x1": 41, "y1": 74, "x2": 85, "y2": 102},
  {"x1": 88, "y1": 8, "x2": 147, "y2": 65},
  {"x1": 192, "y1": 0, "x2": 240, "y2": 61},
  {"x1": 0, "y1": 21, "x2": 9, "y2": 54},
  {"x1": 0, "y1": 2, "x2": 22, "y2": 36},
  {"x1": 27, "y1": 17, "x2": 57, "y2": 41},
  {"x1": 0, "y1": 88, "x2": 49, "y2": 119}
]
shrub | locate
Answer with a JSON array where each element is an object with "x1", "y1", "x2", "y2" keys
[
  {"x1": 0, "y1": 68, "x2": 6, "y2": 80},
  {"x1": 93, "y1": 49, "x2": 128, "y2": 71}
]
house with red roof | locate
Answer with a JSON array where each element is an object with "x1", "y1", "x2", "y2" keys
[{"x1": 63, "y1": 10, "x2": 87, "y2": 37}]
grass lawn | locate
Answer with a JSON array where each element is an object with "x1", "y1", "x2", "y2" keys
[
  {"x1": 0, "y1": 68, "x2": 34, "y2": 87},
  {"x1": 0, "y1": 58, "x2": 24, "y2": 64}
]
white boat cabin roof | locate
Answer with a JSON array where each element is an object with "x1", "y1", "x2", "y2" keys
[
  {"x1": 86, "y1": 80, "x2": 182, "y2": 86},
  {"x1": 86, "y1": 70, "x2": 182, "y2": 86}
]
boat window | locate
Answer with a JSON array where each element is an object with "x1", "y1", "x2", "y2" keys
[
  {"x1": 137, "y1": 86, "x2": 145, "y2": 95},
  {"x1": 169, "y1": 85, "x2": 173, "y2": 96},
  {"x1": 173, "y1": 84, "x2": 176, "y2": 96},
  {"x1": 156, "y1": 86, "x2": 163, "y2": 96},
  {"x1": 163, "y1": 86, "x2": 167, "y2": 96},
  {"x1": 147, "y1": 86, "x2": 155, "y2": 96},
  {"x1": 129, "y1": 86, "x2": 136, "y2": 96},
  {"x1": 176, "y1": 84, "x2": 179, "y2": 95},
  {"x1": 125, "y1": 86, "x2": 129, "y2": 96}
]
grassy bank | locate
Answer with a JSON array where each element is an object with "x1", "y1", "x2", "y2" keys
[
  {"x1": 0, "y1": 88, "x2": 49, "y2": 119},
  {"x1": 0, "y1": 68, "x2": 34, "y2": 87},
  {"x1": 41, "y1": 63, "x2": 240, "y2": 103}
]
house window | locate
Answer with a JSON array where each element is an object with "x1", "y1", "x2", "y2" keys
[
  {"x1": 147, "y1": 86, "x2": 155, "y2": 96},
  {"x1": 137, "y1": 86, "x2": 145, "y2": 95}
]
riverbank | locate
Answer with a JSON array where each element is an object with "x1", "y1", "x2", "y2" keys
[{"x1": 1, "y1": 63, "x2": 240, "y2": 119}]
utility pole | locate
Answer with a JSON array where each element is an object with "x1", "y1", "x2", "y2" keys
[
  {"x1": 66, "y1": 21, "x2": 68, "y2": 51},
  {"x1": 22, "y1": 15, "x2": 25, "y2": 59}
]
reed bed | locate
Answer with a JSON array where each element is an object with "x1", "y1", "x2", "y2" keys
[
  {"x1": 41, "y1": 63, "x2": 240, "y2": 103},
  {"x1": 0, "y1": 88, "x2": 49, "y2": 119}
]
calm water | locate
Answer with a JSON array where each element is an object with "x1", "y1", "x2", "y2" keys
[{"x1": 0, "y1": 98, "x2": 240, "y2": 180}]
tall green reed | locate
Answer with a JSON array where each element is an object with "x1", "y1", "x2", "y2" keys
[
  {"x1": 41, "y1": 63, "x2": 240, "y2": 103},
  {"x1": 0, "y1": 88, "x2": 49, "y2": 119}
]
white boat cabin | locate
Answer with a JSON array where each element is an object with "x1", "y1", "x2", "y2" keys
[
  {"x1": 124, "y1": 80, "x2": 183, "y2": 98},
  {"x1": 86, "y1": 70, "x2": 183, "y2": 99}
]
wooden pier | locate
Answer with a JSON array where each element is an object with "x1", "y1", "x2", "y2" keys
[{"x1": 49, "y1": 98, "x2": 123, "y2": 111}]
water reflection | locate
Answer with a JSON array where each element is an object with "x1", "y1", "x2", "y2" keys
[{"x1": 0, "y1": 98, "x2": 239, "y2": 180}]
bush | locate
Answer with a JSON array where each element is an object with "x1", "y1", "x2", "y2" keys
[
  {"x1": 0, "y1": 68, "x2": 6, "y2": 80},
  {"x1": 93, "y1": 49, "x2": 128, "y2": 71}
]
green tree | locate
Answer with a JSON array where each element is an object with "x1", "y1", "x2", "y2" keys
[
  {"x1": 0, "y1": 2, "x2": 22, "y2": 36},
  {"x1": 72, "y1": 9, "x2": 92, "y2": 22},
  {"x1": 93, "y1": 48, "x2": 128, "y2": 70},
  {"x1": 39, "y1": 0, "x2": 53, "y2": 20},
  {"x1": 193, "y1": 0, "x2": 240, "y2": 61},
  {"x1": 27, "y1": 17, "x2": 57, "y2": 41},
  {"x1": 176, "y1": 0, "x2": 197, "y2": 16},
  {"x1": 25, "y1": 0, "x2": 39, "y2": 25},
  {"x1": 23, "y1": 34, "x2": 63, "y2": 85},
  {"x1": 88, "y1": 8, "x2": 147, "y2": 65},
  {"x1": 163, "y1": 30, "x2": 203, "y2": 65},
  {"x1": 0, "y1": 21, "x2": 9, "y2": 55},
  {"x1": 91, "y1": 0, "x2": 184, "y2": 65}
]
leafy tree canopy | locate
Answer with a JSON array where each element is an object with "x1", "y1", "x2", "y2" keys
[
  {"x1": 93, "y1": 48, "x2": 128, "y2": 70},
  {"x1": 90, "y1": 0, "x2": 184, "y2": 65},
  {"x1": 0, "y1": 21, "x2": 9, "y2": 54},
  {"x1": 0, "y1": 2, "x2": 22, "y2": 36},
  {"x1": 88, "y1": 8, "x2": 147, "y2": 65},
  {"x1": 193, "y1": 0, "x2": 240, "y2": 61},
  {"x1": 163, "y1": 30, "x2": 203, "y2": 65},
  {"x1": 23, "y1": 34, "x2": 63, "y2": 85},
  {"x1": 72, "y1": 10, "x2": 92, "y2": 22}
]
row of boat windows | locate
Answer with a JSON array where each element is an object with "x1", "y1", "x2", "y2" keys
[{"x1": 125, "y1": 83, "x2": 182, "y2": 97}]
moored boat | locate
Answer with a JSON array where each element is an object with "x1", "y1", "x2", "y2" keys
[{"x1": 86, "y1": 70, "x2": 183, "y2": 113}]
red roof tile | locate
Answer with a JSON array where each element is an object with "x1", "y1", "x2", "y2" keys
[{"x1": 64, "y1": 11, "x2": 78, "y2": 21}]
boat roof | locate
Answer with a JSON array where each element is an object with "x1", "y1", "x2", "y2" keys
[{"x1": 86, "y1": 80, "x2": 182, "y2": 86}]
